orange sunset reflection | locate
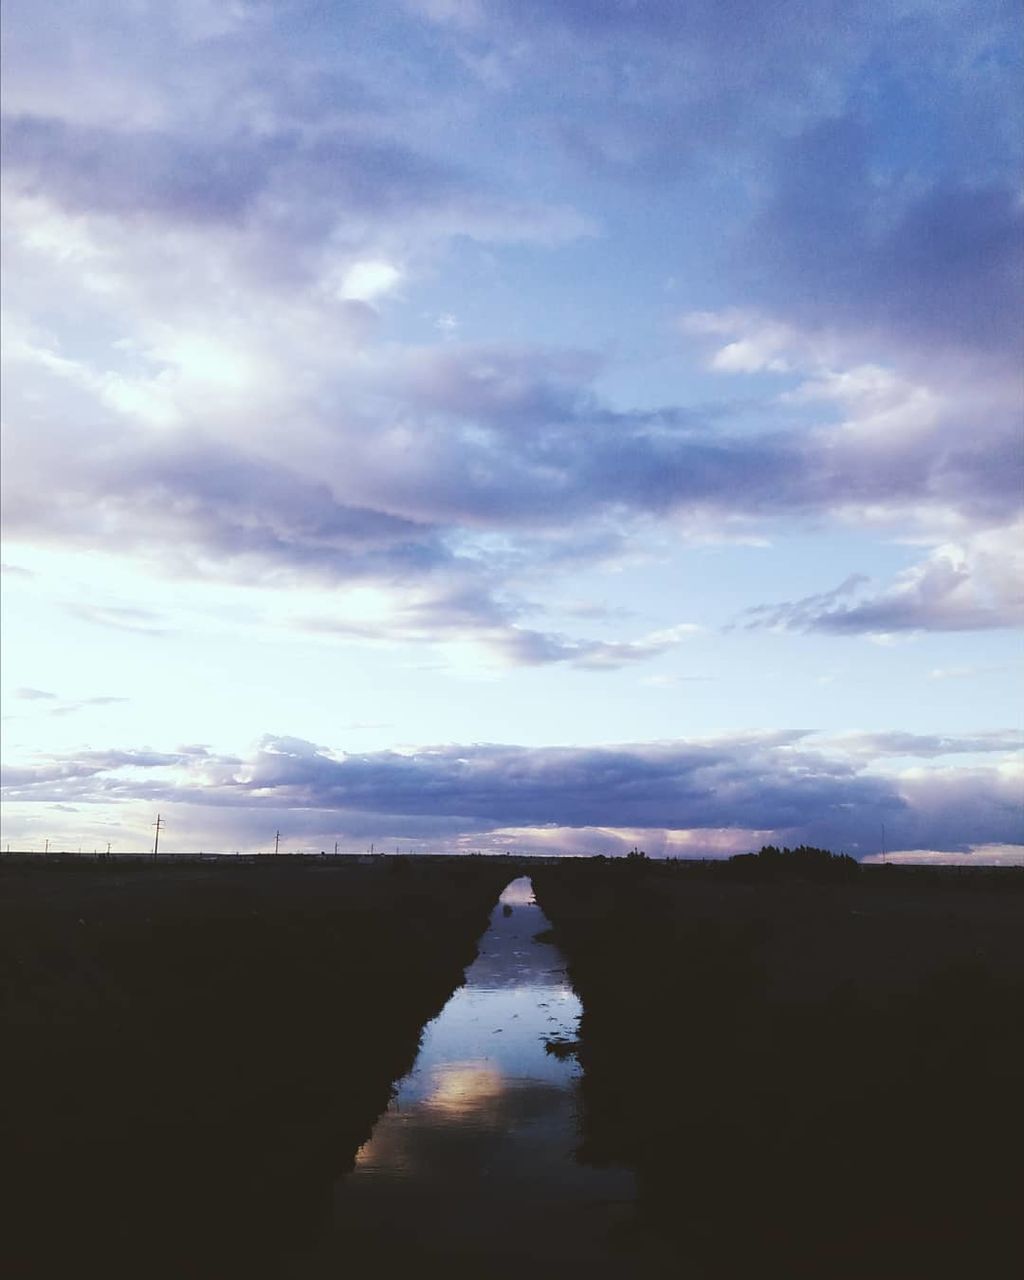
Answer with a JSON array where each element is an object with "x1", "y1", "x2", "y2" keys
[{"x1": 423, "y1": 1063, "x2": 506, "y2": 1117}]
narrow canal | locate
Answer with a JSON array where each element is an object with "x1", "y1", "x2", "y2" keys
[{"x1": 286, "y1": 877, "x2": 639, "y2": 1277}]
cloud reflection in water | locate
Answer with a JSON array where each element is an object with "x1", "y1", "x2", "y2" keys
[{"x1": 295, "y1": 879, "x2": 636, "y2": 1274}]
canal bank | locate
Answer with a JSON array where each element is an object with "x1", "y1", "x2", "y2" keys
[
  {"x1": 2, "y1": 858, "x2": 510, "y2": 1278},
  {"x1": 531, "y1": 861, "x2": 1024, "y2": 1280}
]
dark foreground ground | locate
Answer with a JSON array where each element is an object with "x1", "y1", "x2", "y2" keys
[
  {"x1": 532, "y1": 862, "x2": 1024, "y2": 1280},
  {"x1": 1, "y1": 857, "x2": 510, "y2": 1279}
]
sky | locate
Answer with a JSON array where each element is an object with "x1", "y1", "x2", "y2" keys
[{"x1": 1, "y1": 0, "x2": 1022, "y2": 860}]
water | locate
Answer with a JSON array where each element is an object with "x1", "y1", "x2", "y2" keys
[{"x1": 287, "y1": 877, "x2": 638, "y2": 1277}]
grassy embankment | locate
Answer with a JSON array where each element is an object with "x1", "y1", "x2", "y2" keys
[
  {"x1": 532, "y1": 859, "x2": 1024, "y2": 1280},
  {"x1": 1, "y1": 857, "x2": 511, "y2": 1278}
]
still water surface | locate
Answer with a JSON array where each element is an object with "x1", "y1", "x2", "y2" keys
[{"x1": 289, "y1": 877, "x2": 638, "y2": 1276}]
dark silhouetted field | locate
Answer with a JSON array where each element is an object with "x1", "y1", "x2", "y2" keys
[
  {"x1": 5, "y1": 855, "x2": 1022, "y2": 1279},
  {"x1": 531, "y1": 860, "x2": 1024, "y2": 1280},
  {"x1": 1, "y1": 857, "x2": 510, "y2": 1278}
]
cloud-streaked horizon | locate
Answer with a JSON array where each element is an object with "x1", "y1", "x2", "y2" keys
[
  {"x1": 2, "y1": 0, "x2": 1020, "y2": 857},
  {"x1": 3, "y1": 731, "x2": 1021, "y2": 862}
]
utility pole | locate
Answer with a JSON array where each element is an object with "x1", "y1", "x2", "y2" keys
[
  {"x1": 274, "y1": 830, "x2": 281, "y2": 856},
  {"x1": 106, "y1": 842, "x2": 112, "y2": 856},
  {"x1": 45, "y1": 838, "x2": 49, "y2": 854},
  {"x1": 334, "y1": 840, "x2": 339, "y2": 856},
  {"x1": 153, "y1": 814, "x2": 164, "y2": 860},
  {"x1": 881, "y1": 822, "x2": 886, "y2": 864}
]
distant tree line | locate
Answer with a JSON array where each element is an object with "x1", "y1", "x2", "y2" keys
[
  {"x1": 723, "y1": 843, "x2": 860, "y2": 882},
  {"x1": 588, "y1": 843, "x2": 861, "y2": 881}
]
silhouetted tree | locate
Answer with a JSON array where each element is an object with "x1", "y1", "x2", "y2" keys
[{"x1": 725, "y1": 844, "x2": 859, "y2": 882}]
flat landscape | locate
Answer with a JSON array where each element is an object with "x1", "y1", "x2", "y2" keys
[
  {"x1": 4, "y1": 4, "x2": 1021, "y2": 1277},
  {"x1": 532, "y1": 859, "x2": 1024, "y2": 1279},
  {"x1": 1, "y1": 856, "x2": 510, "y2": 1278},
  {"x1": 4, "y1": 855, "x2": 1022, "y2": 1278}
]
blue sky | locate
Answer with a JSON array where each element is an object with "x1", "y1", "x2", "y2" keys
[{"x1": 2, "y1": 0, "x2": 1021, "y2": 860}]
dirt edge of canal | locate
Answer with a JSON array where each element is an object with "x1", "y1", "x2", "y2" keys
[
  {"x1": 530, "y1": 862, "x2": 1024, "y2": 1280},
  {"x1": 2, "y1": 858, "x2": 511, "y2": 1279}
]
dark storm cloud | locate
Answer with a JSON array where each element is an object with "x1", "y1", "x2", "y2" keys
[
  {"x1": 234, "y1": 737, "x2": 879, "y2": 833},
  {"x1": 207, "y1": 738, "x2": 1018, "y2": 857},
  {"x1": 5, "y1": 732, "x2": 1020, "y2": 856}
]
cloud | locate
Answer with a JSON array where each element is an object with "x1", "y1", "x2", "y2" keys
[
  {"x1": 816, "y1": 731, "x2": 1024, "y2": 760},
  {"x1": 297, "y1": 580, "x2": 700, "y2": 669},
  {"x1": 862, "y1": 845, "x2": 1024, "y2": 867},
  {"x1": 743, "y1": 524, "x2": 1024, "y2": 635},
  {"x1": 888, "y1": 763, "x2": 1024, "y2": 855},
  {"x1": 3, "y1": 110, "x2": 588, "y2": 258},
  {"x1": 47, "y1": 696, "x2": 131, "y2": 719},
  {"x1": 2, "y1": 114, "x2": 275, "y2": 225},
  {"x1": 687, "y1": 311, "x2": 1022, "y2": 522},
  {"x1": 2, "y1": 747, "x2": 189, "y2": 789},
  {"x1": 412, "y1": 0, "x2": 1021, "y2": 224},
  {"x1": 1, "y1": 0, "x2": 1018, "y2": 676},
  {"x1": 685, "y1": 308, "x2": 1021, "y2": 637},
  {"x1": 63, "y1": 603, "x2": 173, "y2": 636},
  {"x1": 338, "y1": 259, "x2": 403, "y2": 303},
  {"x1": 411, "y1": 0, "x2": 879, "y2": 179},
  {"x1": 485, "y1": 622, "x2": 701, "y2": 670},
  {"x1": 4, "y1": 731, "x2": 1020, "y2": 858},
  {"x1": 4, "y1": 316, "x2": 1017, "y2": 656},
  {"x1": 749, "y1": 116, "x2": 1024, "y2": 358},
  {"x1": 14, "y1": 687, "x2": 56, "y2": 700}
]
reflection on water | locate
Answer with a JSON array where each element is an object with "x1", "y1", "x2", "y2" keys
[{"x1": 288, "y1": 878, "x2": 637, "y2": 1276}]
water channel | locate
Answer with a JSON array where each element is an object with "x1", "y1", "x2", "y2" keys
[{"x1": 287, "y1": 877, "x2": 639, "y2": 1277}]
